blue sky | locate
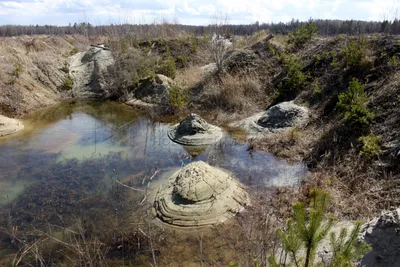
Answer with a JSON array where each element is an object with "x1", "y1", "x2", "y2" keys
[{"x1": 0, "y1": 0, "x2": 399, "y2": 25}]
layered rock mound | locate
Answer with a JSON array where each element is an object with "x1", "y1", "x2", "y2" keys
[
  {"x1": 168, "y1": 113, "x2": 223, "y2": 146},
  {"x1": 232, "y1": 101, "x2": 309, "y2": 138},
  {"x1": 359, "y1": 207, "x2": 400, "y2": 266},
  {"x1": 0, "y1": 115, "x2": 24, "y2": 137},
  {"x1": 153, "y1": 161, "x2": 249, "y2": 227}
]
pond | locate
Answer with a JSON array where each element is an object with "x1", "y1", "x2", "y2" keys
[{"x1": 0, "y1": 101, "x2": 307, "y2": 265}]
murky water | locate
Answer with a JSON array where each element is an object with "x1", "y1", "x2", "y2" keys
[{"x1": 0, "y1": 101, "x2": 307, "y2": 265}]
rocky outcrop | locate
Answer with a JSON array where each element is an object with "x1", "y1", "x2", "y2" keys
[
  {"x1": 0, "y1": 115, "x2": 24, "y2": 136},
  {"x1": 153, "y1": 161, "x2": 249, "y2": 227},
  {"x1": 232, "y1": 101, "x2": 309, "y2": 138},
  {"x1": 69, "y1": 46, "x2": 114, "y2": 98},
  {"x1": 168, "y1": 113, "x2": 223, "y2": 146},
  {"x1": 129, "y1": 74, "x2": 172, "y2": 106},
  {"x1": 359, "y1": 207, "x2": 400, "y2": 266}
]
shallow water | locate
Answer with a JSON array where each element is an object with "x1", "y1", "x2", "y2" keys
[{"x1": 0, "y1": 101, "x2": 307, "y2": 264}]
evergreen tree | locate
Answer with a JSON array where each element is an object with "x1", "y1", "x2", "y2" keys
[
  {"x1": 329, "y1": 221, "x2": 371, "y2": 267},
  {"x1": 269, "y1": 189, "x2": 370, "y2": 267}
]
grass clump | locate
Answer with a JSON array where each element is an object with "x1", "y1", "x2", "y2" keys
[
  {"x1": 62, "y1": 76, "x2": 74, "y2": 90},
  {"x1": 14, "y1": 63, "x2": 24, "y2": 77},
  {"x1": 288, "y1": 21, "x2": 318, "y2": 48},
  {"x1": 337, "y1": 78, "x2": 374, "y2": 129},
  {"x1": 359, "y1": 133, "x2": 381, "y2": 159},
  {"x1": 60, "y1": 61, "x2": 69, "y2": 73}
]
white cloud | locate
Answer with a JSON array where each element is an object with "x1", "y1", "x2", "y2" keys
[
  {"x1": 0, "y1": 0, "x2": 396, "y2": 25},
  {"x1": 0, "y1": 1, "x2": 24, "y2": 9}
]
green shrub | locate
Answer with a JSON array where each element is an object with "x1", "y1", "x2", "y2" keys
[
  {"x1": 359, "y1": 133, "x2": 381, "y2": 159},
  {"x1": 70, "y1": 47, "x2": 79, "y2": 55},
  {"x1": 157, "y1": 57, "x2": 176, "y2": 79},
  {"x1": 268, "y1": 43, "x2": 276, "y2": 55},
  {"x1": 62, "y1": 76, "x2": 74, "y2": 90},
  {"x1": 312, "y1": 79, "x2": 323, "y2": 95},
  {"x1": 277, "y1": 54, "x2": 308, "y2": 99},
  {"x1": 168, "y1": 85, "x2": 187, "y2": 108},
  {"x1": 337, "y1": 78, "x2": 374, "y2": 128},
  {"x1": 288, "y1": 21, "x2": 318, "y2": 48},
  {"x1": 340, "y1": 37, "x2": 367, "y2": 69},
  {"x1": 389, "y1": 55, "x2": 399, "y2": 67}
]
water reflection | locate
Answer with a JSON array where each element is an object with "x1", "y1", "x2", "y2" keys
[
  {"x1": 0, "y1": 100, "x2": 308, "y2": 264},
  {"x1": 0, "y1": 101, "x2": 307, "y2": 204}
]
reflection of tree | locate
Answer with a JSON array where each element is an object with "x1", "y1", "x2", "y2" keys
[{"x1": 206, "y1": 137, "x2": 230, "y2": 166}]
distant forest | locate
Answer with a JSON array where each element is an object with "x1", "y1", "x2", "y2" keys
[{"x1": 1, "y1": 19, "x2": 400, "y2": 37}]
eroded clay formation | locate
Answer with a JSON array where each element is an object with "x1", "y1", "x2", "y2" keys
[
  {"x1": 153, "y1": 161, "x2": 249, "y2": 227},
  {"x1": 168, "y1": 113, "x2": 223, "y2": 146},
  {"x1": 0, "y1": 115, "x2": 24, "y2": 137}
]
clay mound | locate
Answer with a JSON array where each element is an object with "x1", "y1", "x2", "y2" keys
[
  {"x1": 154, "y1": 161, "x2": 249, "y2": 227},
  {"x1": 232, "y1": 101, "x2": 309, "y2": 138},
  {"x1": 0, "y1": 115, "x2": 24, "y2": 137},
  {"x1": 168, "y1": 114, "x2": 223, "y2": 146}
]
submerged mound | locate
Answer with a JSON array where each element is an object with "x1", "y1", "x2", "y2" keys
[
  {"x1": 168, "y1": 113, "x2": 223, "y2": 146},
  {"x1": 232, "y1": 101, "x2": 309, "y2": 138},
  {"x1": 153, "y1": 161, "x2": 249, "y2": 227},
  {"x1": 0, "y1": 115, "x2": 24, "y2": 137}
]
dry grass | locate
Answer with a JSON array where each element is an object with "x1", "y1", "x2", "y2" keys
[
  {"x1": 269, "y1": 35, "x2": 289, "y2": 49},
  {"x1": 200, "y1": 72, "x2": 266, "y2": 114},
  {"x1": 232, "y1": 30, "x2": 271, "y2": 50},
  {"x1": 175, "y1": 65, "x2": 206, "y2": 90}
]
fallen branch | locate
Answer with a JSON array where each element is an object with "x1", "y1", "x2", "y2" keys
[{"x1": 116, "y1": 179, "x2": 145, "y2": 192}]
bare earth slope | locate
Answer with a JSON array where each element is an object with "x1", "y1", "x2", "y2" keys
[{"x1": 0, "y1": 35, "x2": 89, "y2": 117}]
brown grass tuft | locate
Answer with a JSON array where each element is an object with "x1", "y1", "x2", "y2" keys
[{"x1": 201, "y1": 72, "x2": 265, "y2": 114}]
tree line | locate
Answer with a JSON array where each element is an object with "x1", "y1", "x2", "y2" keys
[{"x1": 1, "y1": 19, "x2": 400, "y2": 38}]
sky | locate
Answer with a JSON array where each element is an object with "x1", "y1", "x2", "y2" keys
[{"x1": 0, "y1": 0, "x2": 399, "y2": 26}]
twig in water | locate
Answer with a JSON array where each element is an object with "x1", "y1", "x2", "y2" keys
[{"x1": 116, "y1": 179, "x2": 145, "y2": 192}]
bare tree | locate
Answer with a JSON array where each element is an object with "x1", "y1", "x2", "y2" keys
[{"x1": 211, "y1": 33, "x2": 232, "y2": 71}]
